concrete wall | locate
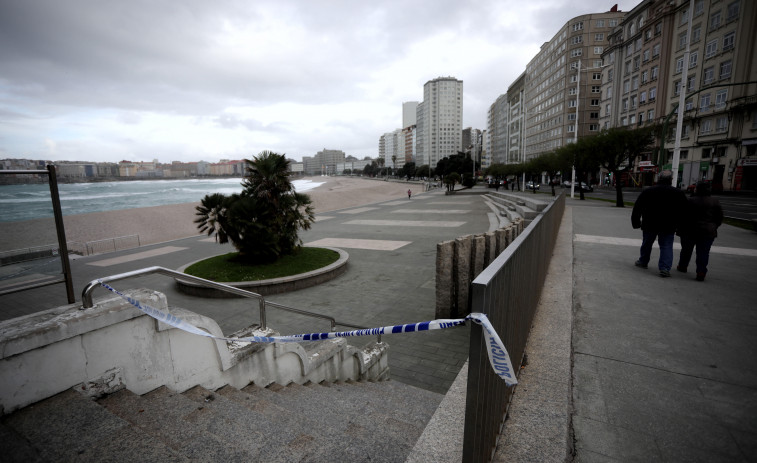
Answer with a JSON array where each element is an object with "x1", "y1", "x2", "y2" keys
[{"x1": 0, "y1": 289, "x2": 388, "y2": 415}]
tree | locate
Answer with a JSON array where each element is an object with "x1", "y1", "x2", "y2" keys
[
  {"x1": 391, "y1": 155, "x2": 397, "y2": 173},
  {"x1": 590, "y1": 125, "x2": 658, "y2": 207},
  {"x1": 415, "y1": 164, "x2": 430, "y2": 178},
  {"x1": 400, "y1": 161, "x2": 416, "y2": 179},
  {"x1": 443, "y1": 172, "x2": 461, "y2": 192},
  {"x1": 195, "y1": 151, "x2": 315, "y2": 263}
]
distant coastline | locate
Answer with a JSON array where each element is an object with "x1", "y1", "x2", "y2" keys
[{"x1": 0, "y1": 173, "x2": 313, "y2": 186}]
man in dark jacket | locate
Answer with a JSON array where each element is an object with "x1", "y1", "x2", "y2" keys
[
  {"x1": 676, "y1": 181, "x2": 723, "y2": 281},
  {"x1": 631, "y1": 170, "x2": 688, "y2": 277}
]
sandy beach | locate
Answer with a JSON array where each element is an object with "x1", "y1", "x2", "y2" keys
[{"x1": 0, "y1": 177, "x2": 422, "y2": 252}]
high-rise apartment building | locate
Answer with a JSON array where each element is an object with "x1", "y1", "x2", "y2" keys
[
  {"x1": 507, "y1": 73, "x2": 526, "y2": 163},
  {"x1": 415, "y1": 77, "x2": 463, "y2": 168},
  {"x1": 487, "y1": 94, "x2": 509, "y2": 165},
  {"x1": 524, "y1": 10, "x2": 624, "y2": 158},
  {"x1": 599, "y1": 0, "x2": 757, "y2": 190}
]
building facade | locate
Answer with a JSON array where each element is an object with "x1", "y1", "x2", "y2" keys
[
  {"x1": 524, "y1": 10, "x2": 625, "y2": 159},
  {"x1": 487, "y1": 94, "x2": 509, "y2": 165},
  {"x1": 415, "y1": 77, "x2": 464, "y2": 169}
]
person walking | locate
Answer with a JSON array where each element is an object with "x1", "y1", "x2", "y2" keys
[
  {"x1": 631, "y1": 170, "x2": 688, "y2": 277},
  {"x1": 407, "y1": 189, "x2": 412, "y2": 199},
  {"x1": 676, "y1": 181, "x2": 723, "y2": 281}
]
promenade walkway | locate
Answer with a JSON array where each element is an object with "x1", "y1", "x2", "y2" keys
[{"x1": 3, "y1": 187, "x2": 756, "y2": 460}]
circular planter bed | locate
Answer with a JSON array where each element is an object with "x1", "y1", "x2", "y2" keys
[{"x1": 175, "y1": 246, "x2": 348, "y2": 298}]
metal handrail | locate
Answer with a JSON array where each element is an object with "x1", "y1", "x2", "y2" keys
[{"x1": 81, "y1": 266, "x2": 380, "y2": 342}]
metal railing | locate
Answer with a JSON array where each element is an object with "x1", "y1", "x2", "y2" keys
[
  {"x1": 81, "y1": 266, "x2": 380, "y2": 342},
  {"x1": 462, "y1": 193, "x2": 565, "y2": 462},
  {"x1": 0, "y1": 166, "x2": 75, "y2": 303}
]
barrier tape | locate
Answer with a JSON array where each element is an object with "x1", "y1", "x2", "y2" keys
[{"x1": 98, "y1": 281, "x2": 517, "y2": 386}]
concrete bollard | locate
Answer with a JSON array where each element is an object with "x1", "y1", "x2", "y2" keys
[
  {"x1": 495, "y1": 229, "x2": 507, "y2": 256},
  {"x1": 435, "y1": 240, "x2": 455, "y2": 319},
  {"x1": 454, "y1": 236, "x2": 472, "y2": 316},
  {"x1": 485, "y1": 231, "x2": 497, "y2": 266},
  {"x1": 471, "y1": 235, "x2": 485, "y2": 281}
]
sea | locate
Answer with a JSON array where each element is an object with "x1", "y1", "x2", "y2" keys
[{"x1": 0, "y1": 178, "x2": 325, "y2": 223}]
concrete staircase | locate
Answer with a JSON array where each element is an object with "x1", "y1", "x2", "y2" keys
[
  {"x1": 483, "y1": 191, "x2": 548, "y2": 224},
  {"x1": 1, "y1": 379, "x2": 442, "y2": 462}
]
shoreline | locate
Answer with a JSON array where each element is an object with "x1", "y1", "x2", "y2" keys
[{"x1": 0, "y1": 177, "x2": 422, "y2": 252}]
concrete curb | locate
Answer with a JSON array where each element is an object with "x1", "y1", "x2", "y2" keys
[{"x1": 174, "y1": 246, "x2": 349, "y2": 297}]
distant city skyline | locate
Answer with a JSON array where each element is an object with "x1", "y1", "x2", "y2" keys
[{"x1": 0, "y1": 0, "x2": 639, "y2": 164}]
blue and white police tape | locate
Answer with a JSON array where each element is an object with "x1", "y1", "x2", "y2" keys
[{"x1": 98, "y1": 280, "x2": 518, "y2": 386}]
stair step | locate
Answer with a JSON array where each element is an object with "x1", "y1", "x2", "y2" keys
[
  {"x1": 184, "y1": 385, "x2": 323, "y2": 462},
  {"x1": 100, "y1": 387, "x2": 254, "y2": 460},
  {"x1": 3, "y1": 388, "x2": 185, "y2": 462}
]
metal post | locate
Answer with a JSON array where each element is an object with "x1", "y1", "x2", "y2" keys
[{"x1": 47, "y1": 164, "x2": 75, "y2": 303}]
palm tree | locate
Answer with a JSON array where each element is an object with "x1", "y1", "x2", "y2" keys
[{"x1": 195, "y1": 151, "x2": 315, "y2": 263}]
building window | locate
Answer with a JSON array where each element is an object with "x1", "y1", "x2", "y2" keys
[
  {"x1": 570, "y1": 61, "x2": 579, "y2": 70},
  {"x1": 705, "y1": 39, "x2": 718, "y2": 58},
  {"x1": 703, "y1": 66, "x2": 714, "y2": 84},
  {"x1": 592, "y1": 72, "x2": 601, "y2": 80},
  {"x1": 676, "y1": 57, "x2": 684, "y2": 73},
  {"x1": 594, "y1": 60, "x2": 602, "y2": 68},
  {"x1": 679, "y1": 32, "x2": 688, "y2": 50},
  {"x1": 715, "y1": 89, "x2": 728, "y2": 109},
  {"x1": 596, "y1": 19, "x2": 605, "y2": 27},
  {"x1": 727, "y1": 1, "x2": 740, "y2": 22},
  {"x1": 623, "y1": 99, "x2": 629, "y2": 111},
  {"x1": 606, "y1": 87, "x2": 613, "y2": 98},
  {"x1": 570, "y1": 75, "x2": 578, "y2": 83},
  {"x1": 687, "y1": 75, "x2": 696, "y2": 93},
  {"x1": 631, "y1": 95, "x2": 638, "y2": 109},
  {"x1": 681, "y1": 7, "x2": 689, "y2": 25},
  {"x1": 569, "y1": 99, "x2": 577, "y2": 108},
  {"x1": 716, "y1": 116, "x2": 729, "y2": 132},
  {"x1": 640, "y1": 91, "x2": 647, "y2": 103},
  {"x1": 634, "y1": 56, "x2": 640, "y2": 70},
  {"x1": 639, "y1": 112, "x2": 645, "y2": 124},
  {"x1": 674, "y1": 80, "x2": 682, "y2": 96},
  {"x1": 589, "y1": 124, "x2": 599, "y2": 131},
  {"x1": 700, "y1": 93, "x2": 711, "y2": 111},
  {"x1": 723, "y1": 32, "x2": 735, "y2": 51},
  {"x1": 648, "y1": 109, "x2": 655, "y2": 120},
  {"x1": 650, "y1": 87, "x2": 657, "y2": 101},
  {"x1": 590, "y1": 112, "x2": 599, "y2": 119},
  {"x1": 571, "y1": 36, "x2": 583, "y2": 44},
  {"x1": 689, "y1": 51, "x2": 698, "y2": 68},
  {"x1": 680, "y1": 150, "x2": 689, "y2": 160},
  {"x1": 568, "y1": 124, "x2": 575, "y2": 132},
  {"x1": 610, "y1": 19, "x2": 618, "y2": 27},
  {"x1": 571, "y1": 48, "x2": 582, "y2": 57},
  {"x1": 685, "y1": 98, "x2": 694, "y2": 110},
  {"x1": 643, "y1": 49, "x2": 650, "y2": 62},
  {"x1": 709, "y1": 11, "x2": 721, "y2": 31},
  {"x1": 695, "y1": 0, "x2": 705, "y2": 16},
  {"x1": 624, "y1": 80, "x2": 630, "y2": 93},
  {"x1": 605, "y1": 104, "x2": 610, "y2": 115},
  {"x1": 568, "y1": 113, "x2": 576, "y2": 120},
  {"x1": 594, "y1": 46, "x2": 603, "y2": 55},
  {"x1": 701, "y1": 119, "x2": 712, "y2": 134},
  {"x1": 720, "y1": 60, "x2": 732, "y2": 79},
  {"x1": 590, "y1": 99, "x2": 599, "y2": 106},
  {"x1": 653, "y1": 43, "x2": 660, "y2": 57},
  {"x1": 632, "y1": 76, "x2": 639, "y2": 90},
  {"x1": 654, "y1": 22, "x2": 662, "y2": 35},
  {"x1": 595, "y1": 33, "x2": 604, "y2": 41},
  {"x1": 641, "y1": 70, "x2": 649, "y2": 83},
  {"x1": 692, "y1": 25, "x2": 701, "y2": 44},
  {"x1": 630, "y1": 114, "x2": 636, "y2": 125},
  {"x1": 573, "y1": 21, "x2": 584, "y2": 31},
  {"x1": 591, "y1": 85, "x2": 601, "y2": 93}
]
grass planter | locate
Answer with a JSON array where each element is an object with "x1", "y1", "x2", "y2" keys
[{"x1": 175, "y1": 246, "x2": 349, "y2": 297}]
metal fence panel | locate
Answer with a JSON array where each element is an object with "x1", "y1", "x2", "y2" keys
[{"x1": 463, "y1": 194, "x2": 565, "y2": 462}]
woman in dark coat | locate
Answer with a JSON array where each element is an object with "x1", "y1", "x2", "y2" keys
[{"x1": 676, "y1": 181, "x2": 723, "y2": 281}]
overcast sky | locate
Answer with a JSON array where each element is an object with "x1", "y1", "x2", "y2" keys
[{"x1": 0, "y1": 0, "x2": 639, "y2": 164}]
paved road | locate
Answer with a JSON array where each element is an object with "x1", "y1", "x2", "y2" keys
[{"x1": 0, "y1": 188, "x2": 496, "y2": 394}]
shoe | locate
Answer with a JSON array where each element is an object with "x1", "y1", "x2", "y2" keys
[
  {"x1": 676, "y1": 265, "x2": 687, "y2": 273},
  {"x1": 696, "y1": 273, "x2": 705, "y2": 281},
  {"x1": 659, "y1": 269, "x2": 671, "y2": 278},
  {"x1": 635, "y1": 260, "x2": 648, "y2": 269}
]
